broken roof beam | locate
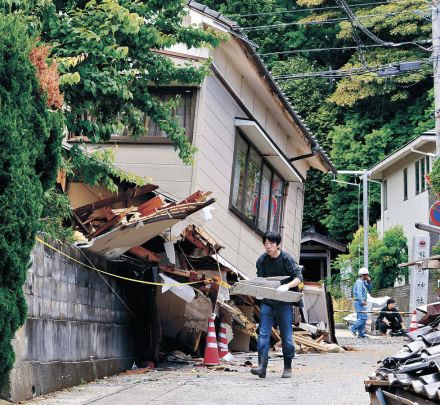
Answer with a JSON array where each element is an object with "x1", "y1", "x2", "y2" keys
[
  {"x1": 128, "y1": 246, "x2": 160, "y2": 263},
  {"x1": 74, "y1": 184, "x2": 158, "y2": 218}
]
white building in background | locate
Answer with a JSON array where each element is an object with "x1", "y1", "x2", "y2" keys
[{"x1": 370, "y1": 130, "x2": 436, "y2": 263}]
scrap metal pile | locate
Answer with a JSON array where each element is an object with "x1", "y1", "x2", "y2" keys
[{"x1": 365, "y1": 302, "x2": 440, "y2": 404}]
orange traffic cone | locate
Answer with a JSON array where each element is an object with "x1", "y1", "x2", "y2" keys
[
  {"x1": 409, "y1": 310, "x2": 418, "y2": 332},
  {"x1": 218, "y1": 320, "x2": 234, "y2": 362},
  {"x1": 203, "y1": 313, "x2": 219, "y2": 365}
]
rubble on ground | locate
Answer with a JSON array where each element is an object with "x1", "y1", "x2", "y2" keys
[{"x1": 365, "y1": 302, "x2": 440, "y2": 403}]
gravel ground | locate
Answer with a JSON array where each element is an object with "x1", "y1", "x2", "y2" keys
[{"x1": 22, "y1": 332, "x2": 405, "y2": 405}]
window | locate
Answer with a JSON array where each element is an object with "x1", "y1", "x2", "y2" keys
[
  {"x1": 415, "y1": 156, "x2": 430, "y2": 195},
  {"x1": 230, "y1": 130, "x2": 285, "y2": 233},
  {"x1": 383, "y1": 180, "x2": 388, "y2": 210},
  {"x1": 403, "y1": 168, "x2": 408, "y2": 201},
  {"x1": 69, "y1": 88, "x2": 196, "y2": 142},
  {"x1": 415, "y1": 160, "x2": 420, "y2": 195}
]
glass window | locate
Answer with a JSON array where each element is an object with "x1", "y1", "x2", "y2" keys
[
  {"x1": 269, "y1": 174, "x2": 285, "y2": 232},
  {"x1": 421, "y1": 158, "x2": 425, "y2": 192},
  {"x1": 426, "y1": 156, "x2": 430, "y2": 174},
  {"x1": 403, "y1": 168, "x2": 408, "y2": 201},
  {"x1": 243, "y1": 148, "x2": 262, "y2": 223},
  {"x1": 257, "y1": 165, "x2": 272, "y2": 232},
  {"x1": 231, "y1": 136, "x2": 248, "y2": 212},
  {"x1": 230, "y1": 131, "x2": 285, "y2": 234},
  {"x1": 383, "y1": 180, "x2": 388, "y2": 211},
  {"x1": 415, "y1": 161, "x2": 420, "y2": 195},
  {"x1": 103, "y1": 89, "x2": 195, "y2": 141}
]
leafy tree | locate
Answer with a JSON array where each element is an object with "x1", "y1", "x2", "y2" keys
[
  {"x1": 333, "y1": 225, "x2": 408, "y2": 290},
  {"x1": 39, "y1": 0, "x2": 222, "y2": 164},
  {"x1": 0, "y1": 14, "x2": 63, "y2": 386},
  {"x1": 0, "y1": 0, "x2": 223, "y2": 387}
]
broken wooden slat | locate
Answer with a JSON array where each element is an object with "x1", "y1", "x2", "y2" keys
[
  {"x1": 129, "y1": 246, "x2": 160, "y2": 263},
  {"x1": 71, "y1": 210, "x2": 92, "y2": 234},
  {"x1": 137, "y1": 194, "x2": 166, "y2": 217},
  {"x1": 178, "y1": 190, "x2": 211, "y2": 204},
  {"x1": 88, "y1": 207, "x2": 133, "y2": 239},
  {"x1": 293, "y1": 335, "x2": 329, "y2": 352}
]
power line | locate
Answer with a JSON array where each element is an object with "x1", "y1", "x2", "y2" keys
[
  {"x1": 225, "y1": 0, "x2": 428, "y2": 18},
  {"x1": 272, "y1": 58, "x2": 431, "y2": 79},
  {"x1": 259, "y1": 40, "x2": 431, "y2": 56},
  {"x1": 240, "y1": 8, "x2": 429, "y2": 31},
  {"x1": 334, "y1": 0, "x2": 431, "y2": 51}
]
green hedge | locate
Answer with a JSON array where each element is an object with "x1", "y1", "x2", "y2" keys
[{"x1": 0, "y1": 14, "x2": 62, "y2": 386}]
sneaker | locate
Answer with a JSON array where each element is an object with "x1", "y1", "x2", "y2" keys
[
  {"x1": 358, "y1": 334, "x2": 369, "y2": 339},
  {"x1": 348, "y1": 326, "x2": 357, "y2": 337}
]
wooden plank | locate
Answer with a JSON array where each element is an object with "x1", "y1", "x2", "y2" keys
[
  {"x1": 88, "y1": 207, "x2": 133, "y2": 239},
  {"x1": 294, "y1": 335, "x2": 328, "y2": 352},
  {"x1": 364, "y1": 379, "x2": 391, "y2": 387},
  {"x1": 74, "y1": 184, "x2": 158, "y2": 218},
  {"x1": 71, "y1": 210, "x2": 91, "y2": 234},
  {"x1": 128, "y1": 246, "x2": 160, "y2": 263},
  {"x1": 178, "y1": 190, "x2": 211, "y2": 204},
  {"x1": 138, "y1": 194, "x2": 166, "y2": 217}
]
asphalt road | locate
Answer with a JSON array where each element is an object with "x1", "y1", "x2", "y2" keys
[{"x1": 23, "y1": 332, "x2": 404, "y2": 405}]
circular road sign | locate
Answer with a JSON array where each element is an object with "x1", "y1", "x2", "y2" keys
[{"x1": 430, "y1": 202, "x2": 440, "y2": 226}]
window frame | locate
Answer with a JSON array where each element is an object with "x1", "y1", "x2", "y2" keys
[
  {"x1": 415, "y1": 160, "x2": 420, "y2": 195},
  {"x1": 383, "y1": 180, "x2": 388, "y2": 211},
  {"x1": 403, "y1": 167, "x2": 408, "y2": 201},
  {"x1": 68, "y1": 87, "x2": 197, "y2": 144},
  {"x1": 229, "y1": 129, "x2": 286, "y2": 235}
]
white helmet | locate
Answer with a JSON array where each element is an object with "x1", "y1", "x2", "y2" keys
[{"x1": 358, "y1": 267, "x2": 369, "y2": 275}]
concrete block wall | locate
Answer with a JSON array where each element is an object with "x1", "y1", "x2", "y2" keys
[
  {"x1": 377, "y1": 271, "x2": 440, "y2": 316},
  {"x1": 2, "y1": 237, "x2": 138, "y2": 402}
]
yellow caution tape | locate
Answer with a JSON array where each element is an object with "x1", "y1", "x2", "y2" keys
[
  {"x1": 35, "y1": 236, "x2": 208, "y2": 287},
  {"x1": 218, "y1": 279, "x2": 231, "y2": 289}
]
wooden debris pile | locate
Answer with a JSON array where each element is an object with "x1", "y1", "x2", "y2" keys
[{"x1": 71, "y1": 185, "x2": 213, "y2": 242}]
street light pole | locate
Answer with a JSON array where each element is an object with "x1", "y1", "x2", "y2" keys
[{"x1": 337, "y1": 170, "x2": 371, "y2": 268}]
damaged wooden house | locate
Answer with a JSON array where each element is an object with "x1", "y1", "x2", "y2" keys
[{"x1": 2, "y1": 2, "x2": 337, "y2": 403}]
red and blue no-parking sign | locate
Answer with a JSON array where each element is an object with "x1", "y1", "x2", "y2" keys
[{"x1": 430, "y1": 202, "x2": 440, "y2": 226}]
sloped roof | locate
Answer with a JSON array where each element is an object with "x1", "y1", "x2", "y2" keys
[
  {"x1": 370, "y1": 130, "x2": 435, "y2": 179},
  {"x1": 186, "y1": 1, "x2": 337, "y2": 174},
  {"x1": 301, "y1": 228, "x2": 346, "y2": 252}
]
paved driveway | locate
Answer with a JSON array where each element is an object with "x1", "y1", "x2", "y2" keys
[{"x1": 23, "y1": 332, "x2": 404, "y2": 405}]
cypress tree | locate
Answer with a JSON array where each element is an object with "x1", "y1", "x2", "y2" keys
[{"x1": 0, "y1": 14, "x2": 63, "y2": 385}]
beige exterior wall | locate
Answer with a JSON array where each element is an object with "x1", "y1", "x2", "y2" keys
[
  {"x1": 190, "y1": 40, "x2": 306, "y2": 278},
  {"x1": 78, "y1": 17, "x2": 321, "y2": 278},
  {"x1": 378, "y1": 149, "x2": 432, "y2": 260}
]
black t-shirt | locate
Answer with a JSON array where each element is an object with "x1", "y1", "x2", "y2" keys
[
  {"x1": 260, "y1": 253, "x2": 293, "y2": 306},
  {"x1": 262, "y1": 254, "x2": 288, "y2": 278}
]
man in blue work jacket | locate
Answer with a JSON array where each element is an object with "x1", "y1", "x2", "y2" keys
[{"x1": 349, "y1": 267, "x2": 373, "y2": 338}]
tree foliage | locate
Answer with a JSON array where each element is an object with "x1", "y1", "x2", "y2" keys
[
  {"x1": 333, "y1": 226, "x2": 408, "y2": 290},
  {"x1": 209, "y1": 0, "x2": 434, "y2": 242}
]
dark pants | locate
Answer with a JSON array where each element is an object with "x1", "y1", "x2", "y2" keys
[
  {"x1": 379, "y1": 321, "x2": 402, "y2": 334},
  {"x1": 257, "y1": 302, "x2": 294, "y2": 360}
]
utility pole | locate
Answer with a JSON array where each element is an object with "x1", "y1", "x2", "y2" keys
[
  {"x1": 337, "y1": 170, "x2": 371, "y2": 268},
  {"x1": 434, "y1": 0, "x2": 440, "y2": 157}
]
